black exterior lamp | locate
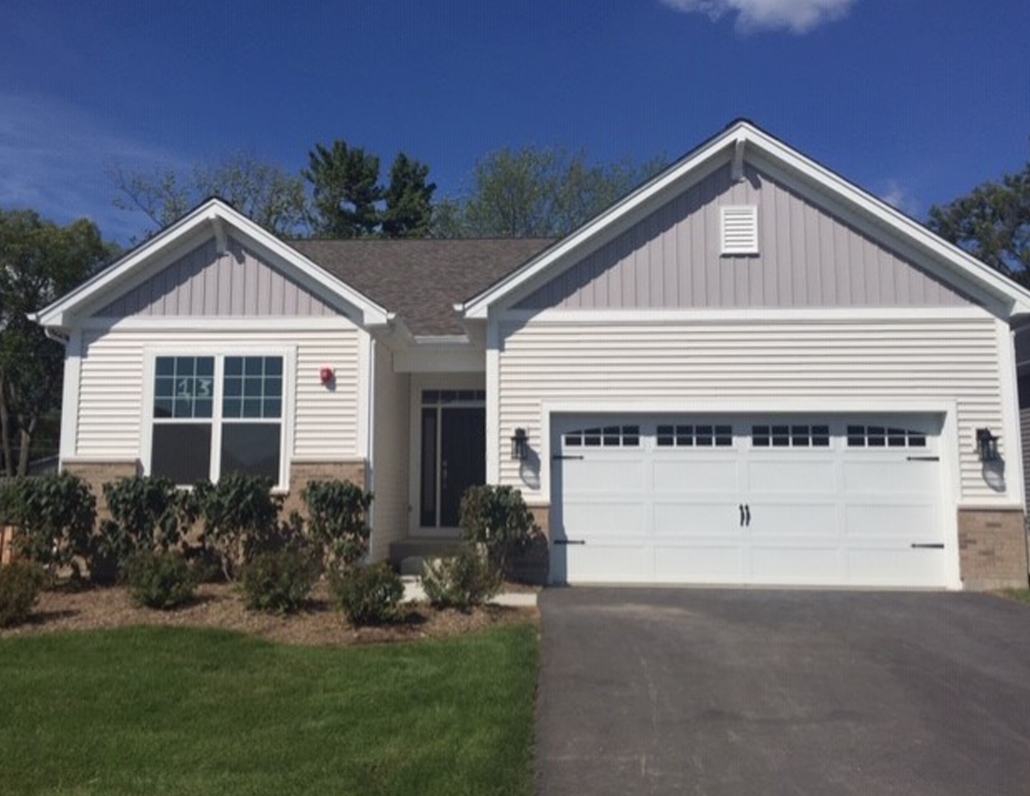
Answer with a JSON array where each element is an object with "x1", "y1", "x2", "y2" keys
[
  {"x1": 976, "y1": 428, "x2": 999, "y2": 462},
  {"x1": 510, "y1": 428, "x2": 529, "y2": 461}
]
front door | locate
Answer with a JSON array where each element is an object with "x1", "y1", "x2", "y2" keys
[{"x1": 419, "y1": 390, "x2": 486, "y2": 529}]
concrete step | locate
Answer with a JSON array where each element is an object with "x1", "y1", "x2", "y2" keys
[{"x1": 389, "y1": 537, "x2": 462, "y2": 567}]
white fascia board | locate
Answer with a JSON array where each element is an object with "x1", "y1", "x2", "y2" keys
[
  {"x1": 461, "y1": 120, "x2": 1030, "y2": 321},
  {"x1": 33, "y1": 198, "x2": 392, "y2": 330}
]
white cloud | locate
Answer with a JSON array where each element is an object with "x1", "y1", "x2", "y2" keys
[
  {"x1": 659, "y1": 0, "x2": 856, "y2": 34},
  {"x1": 0, "y1": 93, "x2": 189, "y2": 242},
  {"x1": 879, "y1": 179, "x2": 922, "y2": 218}
]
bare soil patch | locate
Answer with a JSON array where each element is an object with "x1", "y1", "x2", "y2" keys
[{"x1": 0, "y1": 581, "x2": 537, "y2": 646}]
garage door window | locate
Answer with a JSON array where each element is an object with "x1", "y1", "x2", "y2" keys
[
  {"x1": 752, "y1": 424, "x2": 830, "y2": 448},
  {"x1": 564, "y1": 425, "x2": 640, "y2": 447},
  {"x1": 846, "y1": 425, "x2": 926, "y2": 448},
  {"x1": 656, "y1": 424, "x2": 732, "y2": 447}
]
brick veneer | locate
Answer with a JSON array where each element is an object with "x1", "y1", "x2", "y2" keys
[
  {"x1": 958, "y1": 509, "x2": 1029, "y2": 590},
  {"x1": 284, "y1": 459, "x2": 367, "y2": 517},
  {"x1": 62, "y1": 460, "x2": 141, "y2": 519},
  {"x1": 506, "y1": 503, "x2": 550, "y2": 585}
]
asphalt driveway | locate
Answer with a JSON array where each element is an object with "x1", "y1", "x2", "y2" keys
[{"x1": 537, "y1": 588, "x2": 1030, "y2": 795}]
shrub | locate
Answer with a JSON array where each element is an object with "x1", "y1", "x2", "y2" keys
[
  {"x1": 86, "y1": 477, "x2": 200, "y2": 585},
  {"x1": 302, "y1": 479, "x2": 373, "y2": 568},
  {"x1": 123, "y1": 550, "x2": 196, "y2": 610},
  {"x1": 421, "y1": 545, "x2": 501, "y2": 611},
  {"x1": 239, "y1": 548, "x2": 320, "y2": 614},
  {"x1": 1, "y1": 474, "x2": 96, "y2": 580},
  {"x1": 193, "y1": 475, "x2": 283, "y2": 579},
  {"x1": 458, "y1": 485, "x2": 536, "y2": 573},
  {"x1": 331, "y1": 561, "x2": 404, "y2": 626},
  {"x1": 0, "y1": 561, "x2": 45, "y2": 627}
]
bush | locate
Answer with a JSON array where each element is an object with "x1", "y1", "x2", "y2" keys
[
  {"x1": 0, "y1": 561, "x2": 45, "y2": 627},
  {"x1": 193, "y1": 475, "x2": 283, "y2": 579},
  {"x1": 239, "y1": 548, "x2": 320, "y2": 614},
  {"x1": 123, "y1": 550, "x2": 196, "y2": 610},
  {"x1": 459, "y1": 485, "x2": 536, "y2": 573},
  {"x1": 331, "y1": 562, "x2": 404, "y2": 626},
  {"x1": 302, "y1": 479, "x2": 373, "y2": 568},
  {"x1": 421, "y1": 545, "x2": 501, "y2": 611},
  {"x1": 87, "y1": 477, "x2": 200, "y2": 585},
  {"x1": 0, "y1": 474, "x2": 96, "y2": 580}
]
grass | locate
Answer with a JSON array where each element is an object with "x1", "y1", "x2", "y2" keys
[
  {"x1": 0, "y1": 623, "x2": 538, "y2": 796},
  {"x1": 1000, "y1": 587, "x2": 1030, "y2": 606}
]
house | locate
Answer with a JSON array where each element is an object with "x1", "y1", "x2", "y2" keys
[{"x1": 32, "y1": 120, "x2": 1030, "y2": 590}]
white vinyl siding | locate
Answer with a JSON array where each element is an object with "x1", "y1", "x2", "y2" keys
[
  {"x1": 368, "y1": 340, "x2": 410, "y2": 561},
  {"x1": 75, "y1": 325, "x2": 363, "y2": 463},
  {"x1": 496, "y1": 314, "x2": 1009, "y2": 505}
]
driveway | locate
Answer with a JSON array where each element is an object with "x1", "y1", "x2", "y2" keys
[{"x1": 537, "y1": 588, "x2": 1030, "y2": 795}]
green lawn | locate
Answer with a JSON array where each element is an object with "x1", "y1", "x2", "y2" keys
[{"x1": 0, "y1": 624, "x2": 538, "y2": 796}]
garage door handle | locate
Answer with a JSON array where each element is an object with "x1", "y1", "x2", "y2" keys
[
  {"x1": 554, "y1": 539, "x2": 585, "y2": 545},
  {"x1": 911, "y1": 543, "x2": 944, "y2": 549},
  {"x1": 739, "y1": 505, "x2": 751, "y2": 527}
]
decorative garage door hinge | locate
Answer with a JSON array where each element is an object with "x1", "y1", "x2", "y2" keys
[
  {"x1": 552, "y1": 454, "x2": 585, "y2": 460},
  {"x1": 906, "y1": 456, "x2": 939, "y2": 461},
  {"x1": 554, "y1": 539, "x2": 586, "y2": 545}
]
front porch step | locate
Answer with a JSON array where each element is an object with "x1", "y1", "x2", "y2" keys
[{"x1": 389, "y1": 538, "x2": 463, "y2": 576}]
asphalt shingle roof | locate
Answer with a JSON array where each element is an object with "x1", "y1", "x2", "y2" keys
[{"x1": 290, "y1": 238, "x2": 555, "y2": 336}]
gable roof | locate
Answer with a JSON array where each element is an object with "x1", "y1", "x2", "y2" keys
[
  {"x1": 291, "y1": 238, "x2": 553, "y2": 335},
  {"x1": 458, "y1": 119, "x2": 1030, "y2": 319},
  {"x1": 32, "y1": 198, "x2": 393, "y2": 331}
]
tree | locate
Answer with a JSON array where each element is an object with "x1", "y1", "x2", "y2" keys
[
  {"x1": 0, "y1": 210, "x2": 110, "y2": 476},
  {"x1": 304, "y1": 141, "x2": 382, "y2": 238},
  {"x1": 111, "y1": 151, "x2": 309, "y2": 239},
  {"x1": 304, "y1": 141, "x2": 435, "y2": 238},
  {"x1": 381, "y1": 153, "x2": 436, "y2": 238},
  {"x1": 927, "y1": 159, "x2": 1030, "y2": 286},
  {"x1": 433, "y1": 146, "x2": 668, "y2": 238}
]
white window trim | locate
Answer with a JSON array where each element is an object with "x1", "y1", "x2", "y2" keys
[{"x1": 141, "y1": 345, "x2": 296, "y2": 490}]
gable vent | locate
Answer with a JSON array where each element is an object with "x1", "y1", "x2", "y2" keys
[{"x1": 720, "y1": 205, "x2": 759, "y2": 255}]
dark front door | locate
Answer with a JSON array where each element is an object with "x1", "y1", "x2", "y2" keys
[
  {"x1": 439, "y1": 407, "x2": 486, "y2": 527},
  {"x1": 420, "y1": 398, "x2": 487, "y2": 529}
]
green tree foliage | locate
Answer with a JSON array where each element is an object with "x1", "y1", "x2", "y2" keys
[
  {"x1": 110, "y1": 151, "x2": 310, "y2": 239},
  {"x1": 304, "y1": 140, "x2": 435, "y2": 238},
  {"x1": 381, "y1": 153, "x2": 436, "y2": 238},
  {"x1": 928, "y1": 159, "x2": 1030, "y2": 286},
  {"x1": 434, "y1": 146, "x2": 667, "y2": 238},
  {"x1": 0, "y1": 211, "x2": 109, "y2": 476}
]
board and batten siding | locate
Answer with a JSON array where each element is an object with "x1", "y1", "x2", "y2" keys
[
  {"x1": 93, "y1": 238, "x2": 336, "y2": 318},
  {"x1": 496, "y1": 316, "x2": 1007, "y2": 505},
  {"x1": 75, "y1": 327, "x2": 362, "y2": 462},
  {"x1": 368, "y1": 340, "x2": 410, "y2": 561},
  {"x1": 515, "y1": 163, "x2": 975, "y2": 311}
]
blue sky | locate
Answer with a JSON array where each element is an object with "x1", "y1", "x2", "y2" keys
[{"x1": 1, "y1": 0, "x2": 1028, "y2": 243}]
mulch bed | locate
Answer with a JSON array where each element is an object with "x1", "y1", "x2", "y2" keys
[{"x1": 0, "y1": 581, "x2": 537, "y2": 647}]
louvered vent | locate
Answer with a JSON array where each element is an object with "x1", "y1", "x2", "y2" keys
[{"x1": 720, "y1": 205, "x2": 759, "y2": 255}]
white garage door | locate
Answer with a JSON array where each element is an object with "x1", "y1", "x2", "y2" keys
[{"x1": 550, "y1": 415, "x2": 947, "y2": 587}]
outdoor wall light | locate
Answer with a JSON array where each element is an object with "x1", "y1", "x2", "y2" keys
[
  {"x1": 319, "y1": 366, "x2": 335, "y2": 385},
  {"x1": 976, "y1": 428, "x2": 999, "y2": 462},
  {"x1": 510, "y1": 428, "x2": 529, "y2": 461}
]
